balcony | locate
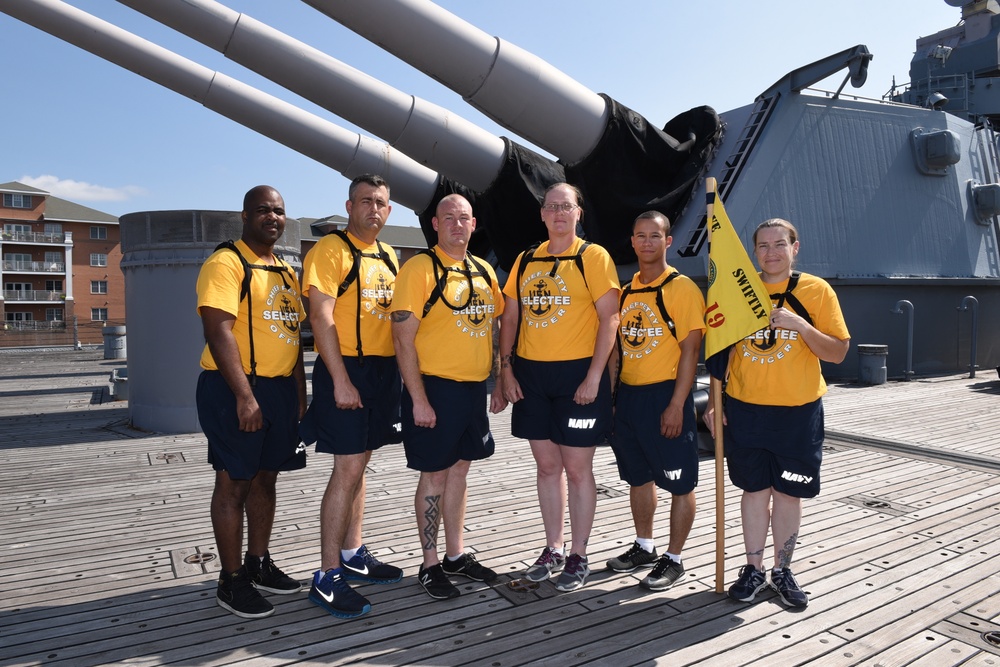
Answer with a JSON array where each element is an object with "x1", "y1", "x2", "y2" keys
[
  {"x1": 2, "y1": 260, "x2": 66, "y2": 273},
  {"x1": 0, "y1": 230, "x2": 67, "y2": 244},
  {"x1": 2, "y1": 290, "x2": 65, "y2": 302}
]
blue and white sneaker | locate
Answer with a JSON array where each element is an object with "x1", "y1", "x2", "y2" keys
[
  {"x1": 308, "y1": 568, "x2": 371, "y2": 619},
  {"x1": 341, "y1": 544, "x2": 403, "y2": 584}
]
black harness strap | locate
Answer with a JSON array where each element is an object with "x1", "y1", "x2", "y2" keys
[
  {"x1": 512, "y1": 241, "x2": 592, "y2": 358},
  {"x1": 418, "y1": 249, "x2": 493, "y2": 318},
  {"x1": 329, "y1": 230, "x2": 398, "y2": 364},
  {"x1": 215, "y1": 240, "x2": 293, "y2": 387},
  {"x1": 614, "y1": 270, "x2": 680, "y2": 400}
]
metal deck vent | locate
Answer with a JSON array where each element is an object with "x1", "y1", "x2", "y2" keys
[
  {"x1": 933, "y1": 614, "x2": 1000, "y2": 657},
  {"x1": 493, "y1": 575, "x2": 557, "y2": 606},
  {"x1": 596, "y1": 484, "x2": 627, "y2": 499},
  {"x1": 149, "y1": 452, "x2": 187, "y2": 465},
  {"x1": 839, "y1": 494, "x2": 916, "y2": 517}
]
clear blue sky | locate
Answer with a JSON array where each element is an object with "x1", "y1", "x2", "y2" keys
[{"x1": 0, "y1": 0, "x2": 961, "y2": 225}]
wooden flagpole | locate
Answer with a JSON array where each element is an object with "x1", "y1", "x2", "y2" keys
[{"x1": 706, "y1": 177, "x2": 726, "y2": 594}]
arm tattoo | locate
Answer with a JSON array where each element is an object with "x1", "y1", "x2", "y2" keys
[
  {"x1": 391, "y1": 310, "x2": 412, "y2": 322},
  {"x1": 501, "y1": 353, "x2": 513, "y2": 369},
  {"x1": 421, "y1": 494, "x2": 441, "y2": 551},
  {"x1": 776, "y1": 532, "x2": 798, "y2": 569}
]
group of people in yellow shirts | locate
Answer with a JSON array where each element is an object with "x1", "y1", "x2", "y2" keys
[{"x1": 195, "y1": 174, "x2": 849, "y2": 621}]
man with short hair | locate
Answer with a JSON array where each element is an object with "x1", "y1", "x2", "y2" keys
[
  {"x1": 196, "y1": 185, "x2": 306, "y2": 619},
  {"x1": 606, "y1": 211, "x2": 705, "y2": 591},
  {"x1": 302, "y1": 174, "x2": 404, "y2": 619},
  {"x1": 390, "y1": 194, "x2": 506, "y2": 600}
]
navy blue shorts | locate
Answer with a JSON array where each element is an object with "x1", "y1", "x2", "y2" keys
[
  {"x1": 611, "y1": 380, "x2": 699, "y2": 495},
  {"x1": 196, "y1": 370, "x2": 306, "y2": 480},
  {"x1": 402, "y1": 376, "x2": 495, "y2": 472},
  {"x1": 301, "y1": 355, "x2": 402, "y2": 455},
  {"x1": 511, "y1": 357, "x2": 612, "y2": 447},
  {"x1": 724, "y1": 396, "x2": 824, "y2": 498}
]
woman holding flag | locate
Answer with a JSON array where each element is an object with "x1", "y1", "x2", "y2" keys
[{"x1": 706, "y1": 217, "x2": 850, "y2": 608}]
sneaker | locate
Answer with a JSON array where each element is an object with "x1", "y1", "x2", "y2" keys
[
  {"x1": 606, "y1": 542, "x2": 658, "y2": 572},
  {"x1": 770, "y1": 567, "x2": 809, "y2": 608},
  {"x1": 524, "y1": 547, "x2": 565, "y2": 582},
  {"x1": 217, "y1": 566, "x2": 274, "y2": 619},
  {"x1": 640, "y1": 556, "x2": 685, "y2": 591},
  {"x1": 418, "y1": 563, "x2": 461, "y2": 600},
  {"x1": 442, "y1": 553, "x2": 498, "y2": 583},
  {"x1": 554, "y1": 554, "x2": 590, "y2": 592},
  {"x1": 728, "y1": 564, "x2": 768, "y2": 602},
  {"x1": 245, "y1": 552, "x2": 302, "y2": 594},
  {"x1": 308, "y1": 568, "x2": 371, "y2": 619},
  {"x1": 341, "y1": 545, "x2": 403, "y2": 584}
]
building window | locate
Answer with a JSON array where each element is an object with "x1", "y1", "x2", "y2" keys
[
  {"x1": 91, "y1": 280, "x2": 108, "y2": 294},
  {"x1": 90, "y1": 253, "x2": 107, "y2": 267},
  {"x1": 2, "y1": 194, "x2": 32, "y2": 209},
  {"x1": 90, "y1": 226, "x2": 107, "y2": 240},
  {"x1": 44, "y1": 223, "x2": 62, "y2": 235},
  {"x1": 91, "y1": 308, "x2": 108, "y2": 321},
  {"x1": 5, "y1": 312, "x2": 32, "y2": 322},
  {"x1": 46, "y1": 308, "x2": 63, "y2": 322},
  {"x1": 45, "y1": 280, "x2": 63, "y2": 291},
  {"x1": 3, "y1": 223, "x2": 31, "y2": 235}
]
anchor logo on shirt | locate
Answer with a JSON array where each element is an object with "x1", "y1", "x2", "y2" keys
[
  {"x1": 375, "y1": 273, "x2": 392, "y2": 309},
  {"x1": 279, "y1": 294, "x2": 299, "y2": 333},
  {"x1": 623, "y1": 312, "x2": 645, "y2": 348},
  {"x1": 529, "y1": 280, "x2": 551, "y2": 317},
  {"x1": 468, "y1": 291, "x2": 486, "y2": 326}
]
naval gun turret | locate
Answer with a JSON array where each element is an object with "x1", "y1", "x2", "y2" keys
[{"x1": 2, "y1": 0, "x2": 999, "y2": 421}]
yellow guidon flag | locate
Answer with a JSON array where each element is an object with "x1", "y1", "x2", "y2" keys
[{"x1": 704, "y1": 178, "x2": 771, "y2": 375}]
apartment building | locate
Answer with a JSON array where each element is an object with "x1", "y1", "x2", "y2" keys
[{"x1": 0, "y1": 181, "x2": 122, "y2": 347}]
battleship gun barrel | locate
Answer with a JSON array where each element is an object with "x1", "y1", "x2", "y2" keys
[
  {"x1": 303, "y1": 0, "x2": 609, "y2": 164},
  {"x1": 115, "y1": 0, "x2": 506, "y2": 192},
  {"x1": 0, "y1": 0, "x2": 440, "y2": 210}
]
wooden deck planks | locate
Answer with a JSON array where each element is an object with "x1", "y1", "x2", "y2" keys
[{"x1": 2, "y1": 350, "x2": 1000, "y2": 666}]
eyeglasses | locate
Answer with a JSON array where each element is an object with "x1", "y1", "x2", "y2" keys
[{"x1": 542, "y1": 203, "x2": 579, "y2": 213}]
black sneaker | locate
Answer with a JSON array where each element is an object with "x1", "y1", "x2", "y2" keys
[
  {"x1": 418, "y1": 563, "x2": 460, "y2": 600},
  {"x1": 308, "y1": 568, "x2": 371, "y2": 619},
  {"x1": 217, "y1": 566, "x2": 274, "y2": 619},
  {"x1": 341, "y1": 545, "x2": 404, "y2": 584},
  {"x1": 640, "y1": 556, "x2": 685, "y2": 591},
  {"x1": 728, "y1": 564, "x2": 768, "y2": 602},
  {"x1": 606, "y1": 542, "x2": 658, "y2": 572},
  {"x1": 442, "y1": 553, "x2": 498, "y2": 583},
  {"x1": 770, "y1": 567, "x2": 809, "y2": 608},
  {"x1": 245, "y1": 552, "x2": 302, "y2": 594}
]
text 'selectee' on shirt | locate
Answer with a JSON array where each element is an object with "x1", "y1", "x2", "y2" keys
[
  {"x1": 196, "y1": 238, "x2": 304, "y2": 378},
  {"x1": 502, "y1": 237, "x2": 619, "y2": 362},
  {"x1": 301, "y1": 230, "x2": 397, "y2": 358},
  {"x1": 392, "y1": 246, "x2": 503, "y2": 382}
]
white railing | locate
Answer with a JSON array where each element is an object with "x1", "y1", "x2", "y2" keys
[
  {"x1": 1, "y1": 260, "x2": 66, "y2": 272},
  {"x1": 0, "y1": 231, "x2": 67, "y2": 244},
  {"x1": 2, "y1": 320, "x2": 66, "y2": 331},
  {"x1": 2, "y1": 290, "x2": 65, "y2": 301}
]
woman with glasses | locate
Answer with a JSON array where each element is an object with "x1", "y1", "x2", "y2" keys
[
  {"x1": 498, "y1": 182, "x2": 620, "y2": 592},
  {"x1": 707, "y1": 218, "x2": 850, "y2": 609}
]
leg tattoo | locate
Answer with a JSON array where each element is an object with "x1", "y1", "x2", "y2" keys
[
  {"x1": 776, "y1": 531, "x2": 798, "y2": 569},
  {"x1": 746, "y1": 548, "x2": 765, "y2": 558},
  {"x1": 422, "y1": 494, "x2": 441, "y2": 551}
]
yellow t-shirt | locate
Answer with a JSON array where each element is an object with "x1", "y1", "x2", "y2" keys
[
  {"x1": 197, "y1": 239, "x2": 304, "y2": 377},
  {"x1": 502, "y1": 237, "x2": 619, "y2": 361},
  {"x1": 392, "y1": 247, "x2": 503, "y2": 382},
  {"x1": 726, "y1": 272, "x2": 850, "y2": 406},
  {"x1": 619, "y1": 267, "x2": 706, "y2": 386},
  {"x1": 302, "y1": 230, "x2": 397, "y2": 358}
]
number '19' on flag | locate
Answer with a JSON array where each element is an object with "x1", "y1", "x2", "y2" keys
[{"x1": 704, "y1": 178, "x2": 771, "y2": 379}]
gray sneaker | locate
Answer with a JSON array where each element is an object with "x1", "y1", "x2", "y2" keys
[
  {"x1": 554, "y1": 554, "x2": 590, "y2": 592},
  {"x1": 606, "y1": 541, "x2": 658, "y2": 572},
  {"x1": 640, "y1": 556, "x2": 685, "y2": 591},
  {"x1": 524, "y1": 547, "x2": 565, "y2": 582}
]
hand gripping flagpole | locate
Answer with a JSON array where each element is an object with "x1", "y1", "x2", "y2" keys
[{"x1": 706, "y1": 178, "x2": 726, "y2": 594}]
